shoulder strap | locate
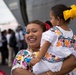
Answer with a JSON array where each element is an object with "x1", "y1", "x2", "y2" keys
[{"x1": 50, "y1": 27, "x2": 63, "y2": 36}]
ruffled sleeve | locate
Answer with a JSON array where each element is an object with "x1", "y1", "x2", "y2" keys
[
  {"x1": 11, "y1": 50, "x2": 31, "y2": 72},
  {"x1": 42, "y1": 30, "x2": 58, "y2": 44}
]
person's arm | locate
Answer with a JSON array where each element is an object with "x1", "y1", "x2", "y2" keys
[
  {"x1": 12, "y1": 55, "x2": 76, "y2": 75},
  {"x1": 37, "y1": 41, "x2": 51, "y2": 60},
  {"x1": 55, "y1": 55, "x2": 76, "y2": 75},
  {"x1": 11, "y1": 50, "x2": 34, "y2": 75},
  {"x1": 12, "y1": 68, "x2": 35, "y2": 75},
  {"x1": 38, "y1": 55, "x2": 76, "y2": 75},
  {"x1": 30, "y1": 41, "x2": 51, "y2": 66},
  {"x1": 12, "y1": 67, "x2": 54, "y2": 75}
]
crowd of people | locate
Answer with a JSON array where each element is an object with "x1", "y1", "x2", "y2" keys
[{"x1": 0, "y1": 26, "x2": 27, "y2": 67}]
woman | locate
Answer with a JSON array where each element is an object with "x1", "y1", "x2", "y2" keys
[{"x1": 11, "y1": 20, "x2": 76, "y2": 75}]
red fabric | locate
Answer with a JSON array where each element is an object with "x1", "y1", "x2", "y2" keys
[
  {"x1": 44, "y1": 23, "x2": 52, "y2": 30},
  {"x1": 0, "y1": 70, "x2": 6, "y2": 75}
]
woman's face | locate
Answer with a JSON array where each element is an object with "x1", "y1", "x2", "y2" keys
[{"x1": 25, "y1": 23, "x2": 43, "y2": 49}]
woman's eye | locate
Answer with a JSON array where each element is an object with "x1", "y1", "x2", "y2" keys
[
  {"x1": 26, "y1": 32, "x2": 30, "y2": 34},
  {"x1": 26, "y1": 30, "x2": 37, "y2": 34},
  {"x1": 33, "y1": 30, "x2": 37, "y2": 33}
]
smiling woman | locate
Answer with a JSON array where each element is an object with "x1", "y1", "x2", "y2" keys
[{"x1": 11, "y1": 20, "x2": 47, "y2": 75}]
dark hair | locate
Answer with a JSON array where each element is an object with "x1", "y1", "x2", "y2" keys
[
  {"x1": 51, "y1": 4, "x2": 71, "y2": 23},
  {"x1": 8, "y1": 29, "x2": 13, "y2": 34},
  {"x1": 1, "y1": 30, "x2": 7, "y2": 36},
  {"x1": 45, "y1": 21, "x2": 53, "y2": 27},
  {"x1": 27, "y1": 20, "x2": 46, "y2": 32},
  {"x1": 44, "y1": 21, "x2": 53, "y2": 30},
  {"x1": 16, "y1": 26, "x2": 23, "y2": 32}
]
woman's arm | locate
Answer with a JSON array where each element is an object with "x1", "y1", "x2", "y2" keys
[
  {"x1": 12, "y1": 54, "x2": 76, "y2": 75},
  {"x1": 30, "y1": 41, "x2": 51, "y2": 66},
  {"x1": 12, "y1": 55, "x2": 76, "y2": 75},
  {"x1": 11, "y1": 50, "x2": 35, "y2": 75},
  {"x1": 55, "y1": 55, "x2": 76, "y2": 75},
  {"x1": 38, "y1": 55, "x2": 76, "y2": 75},
  {"x1": 12, "y1": 68, "x2": 54, "y2": 75},
  {"x1": 12, "y1": 68, "x2": 35, "y2": 75}
]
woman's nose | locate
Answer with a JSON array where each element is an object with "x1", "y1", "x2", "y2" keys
[{"x1": 29, "y1": 32, "x2": 33, "y2": 36}]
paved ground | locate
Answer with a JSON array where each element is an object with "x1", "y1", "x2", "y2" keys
[
  {"x1": 0, "y1": 65, "x2": 11, "y2": 75},
  {"x1": 0, "y1": 52, "x2": 11, "y2": 75}
]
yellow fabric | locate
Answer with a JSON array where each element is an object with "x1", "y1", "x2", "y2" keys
[{"x1": 63, "y1": 4, "x2": 76, "y2": 20}]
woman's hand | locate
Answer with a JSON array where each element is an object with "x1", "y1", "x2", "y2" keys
[{"x1": 29, "y1": 57, "x2": 40, "y2": 66}]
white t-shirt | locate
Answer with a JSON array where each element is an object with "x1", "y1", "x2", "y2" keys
[
  {"x1": 15, "y1": 31, "x2": 24, "y2": 42},
  {"x1": 6, "y1": 34, "x2": 11, "y2": 44}
]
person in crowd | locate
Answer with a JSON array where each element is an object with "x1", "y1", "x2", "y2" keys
[
  {"x1": 29, "y1": 4, "x2": 76, "y2": 75},
  {"x1": 11, "y1": 20, "x2": 76, "y2": 75},
  {"x1": 1, "y1": 30, "x2": 8, "y2": 65},
  {"x1": 0, "y1": 28, "x2": 3, "y2": 64},
  {"x1": 9, "y1": 30, "x2": 17, "y2": 56},
  {"x1": 15, "y1": 26, "x2": 25, "y2": 51},
  {"x1": 6, "y1": 29, "x2": 14, "y2": 67}
]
